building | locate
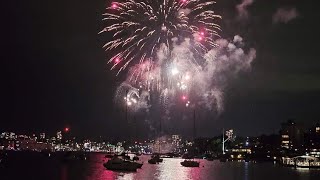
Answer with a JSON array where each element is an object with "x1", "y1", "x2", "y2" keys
[
  {"x1": 57, "y1": 131, "x2": 62, "y2": 141},
  {"x1": 280, "y1": 120, "x2": 304, "y2": 150},
  {"x1": 172, "y1": 135, "x2": 182, "y2": 149},
  {"x1": 40, "y1": 133, "x2": 46, "y2": 140},
  {"x1": 19, "y1": 139, "x2": 53, "y2": 151},
  {"x1": 305, "y1": 122, "x2": 320, "y2": 157}
]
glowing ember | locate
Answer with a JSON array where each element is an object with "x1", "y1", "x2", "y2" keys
[{"x1": 111, "y1": 3, "x2": 118, "y2": 9}]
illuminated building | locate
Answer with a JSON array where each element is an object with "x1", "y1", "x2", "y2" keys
[
  {"x1": 1, "y1": 132, "x2": 9, "y2": 139},
  {"x1": 305, "y1": 122, "x2": 320, "y2": 157},
  {"x1": 231, "y1": 147, "x2": 251, "y2": 154},
  {"x1": 9, "y1": 132, "x2": 16, "y2": 140},
  {"x1": 57, "y1": 131, "x2": 62, "y2": 141},
  {"x1": 40, "y1": 133, "x2": 45, "y2": 140},
  {"x1": 280, "y1": 120, "x2": 304, "y2": 149},
  {"x1": 172, "y1": 135, "x2": 182, "y2": 147}
]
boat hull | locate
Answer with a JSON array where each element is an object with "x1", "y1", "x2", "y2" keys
[
  {"x1": 180, "y1": 160, "x2": 200, "y2": 167},
  {"x1": 103, "y1": 161, "x2": 139, "y2": 171}
]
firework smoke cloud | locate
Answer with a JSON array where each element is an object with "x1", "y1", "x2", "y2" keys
[
  {"x1": 273, "y1": 8, "x2": 299, "y2": 24},
  {"x1": 236, "y1": 0, "x2": 254, "y2": 19},
  {"x1": 102, "y1": 1, "x2": 256, "y2": 116}
]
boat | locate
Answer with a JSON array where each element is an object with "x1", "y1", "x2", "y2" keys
[
  {"x1": 148, "y1": 154, "x2": 163, "y2": 164},
  {"x1": 281, "y1": 156, "x2": 320, "y2": 168},
  {"x1": 133, "y1": 156, "x2": 139, "y2": 161},
  {"x1": 148, "y1": 158, "x2": 157, "y2": 164},
  {"x1": 132, "y1": 161, "x2": 143, "y2": 168},
  {"x1": 103, "y1": 157, "x2": 139, "y2": 171},
  {"x1": 180, "y1": 159, "x2": 200, "y2": 167},
  {"x1": 153, "y1": 154, "x2": 163, "y2": 162},
  {"x1": 180, "y1": 109, "x2": 200, "y2": 168},
  {"x1": 131, "y1": 155, "x2": 143, "y2": 168}
]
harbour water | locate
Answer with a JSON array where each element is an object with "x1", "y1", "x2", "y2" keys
[{"x1": 1, "y1": 152, "x2": 320, "y2": 180}]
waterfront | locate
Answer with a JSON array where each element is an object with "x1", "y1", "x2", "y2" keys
[{"x1": 1, "y1": 152, "x2": 320, "y2": 180}]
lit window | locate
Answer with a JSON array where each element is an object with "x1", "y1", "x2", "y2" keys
[{"x1": 282, "y1": 135, "x2": 289, "y2": 138}]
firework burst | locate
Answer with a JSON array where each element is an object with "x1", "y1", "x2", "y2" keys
[
  {"x1": 100, "y1": 0, "x2": 221, "y2": 74},
  {"x1": 101, "y1": 0, "x2": 255, "y2": 115}
]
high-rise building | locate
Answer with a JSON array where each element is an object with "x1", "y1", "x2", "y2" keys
[
  {"x1": 57, "y1": 131, "x2": 62, "y2": 141},
  {"x1": 172, "y1": 135, "x2": 181, "y2": 147},
  {"x1": 305, "y1": 122, "x2": 320, "y2": 157},
  {"x1": 40, "y1": 133, "x2": 46, "y2": 140},
  {"x1": 280, "y1": 120, "x2": 304, "y2": 149},
  {"x1": 316, "y1": 123, "x2": 320, "y2": 134},
  {"x1": 9, "y1": 132, "x2": 16, "y2": 140}
]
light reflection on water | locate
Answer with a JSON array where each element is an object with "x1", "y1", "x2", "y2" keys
[
  {"x1": 85, "y1": 154, "x2": 320, "y2": 180},
  {"x1": 1, "y1": 152, "x2": 320, "y2": 180}
]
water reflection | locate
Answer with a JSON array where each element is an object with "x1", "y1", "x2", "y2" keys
[
  {"x1": 157, "y1": 159, "x2": 189, "y2": 180},
  {"x1": 60, "y1": 165, "x2": 68, "y2": 180},
  {"x1": 3, "y1": 152, "x2": 319, "y2": 180},
  {"x1": 244, "y1": 162, "x2": 249, "y2": 180}
]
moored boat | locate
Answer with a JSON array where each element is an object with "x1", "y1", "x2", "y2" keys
[
  {"x1": 148, "y1": 158, "x2": 157, "y2": 164},
  {"x1": 180, "y1": 160, "x2": 200, "y2": 167},
  {"x1": 148, "y1": 154, "x2": 163, "y2": 164},
  {"x1": 103, "y1": 157, "x2": 139, "y2": 171}
]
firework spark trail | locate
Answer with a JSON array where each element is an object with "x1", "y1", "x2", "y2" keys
[
  {"x1": 102, "y1": 1, "x2": 256, "y2": 116},
  {"x1": 101, "y1": 0, "x2": 221, "y2": 74}
]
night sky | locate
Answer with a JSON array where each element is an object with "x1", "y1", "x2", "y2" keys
[{"x1": 1, "y1": 0, "x2": 320, "y2": 139}]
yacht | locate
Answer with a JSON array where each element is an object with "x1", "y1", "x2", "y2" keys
[
  {"x1": 180, "y1": 109, "x2": 200, "y2": 168},
  {"x1": 180, "y1": 159, "x2": 200, "y2": 167},
  {"x1": 103, "y1": 156, "x2": 140, "y2": 171},
  {"x1": 148, "y1": 154, "x2": 163, "y2": 164}
]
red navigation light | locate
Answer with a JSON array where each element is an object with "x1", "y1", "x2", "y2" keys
[{"x1": 64, "y1": 127, "x2": 70, "y2": 132}]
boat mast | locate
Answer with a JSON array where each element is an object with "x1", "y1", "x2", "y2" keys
[
  {"x1": 159, "y1": 117, "x2": 161, "y2": 154},
  {"x1": 125, "y1": 90, "x2": 128, "y2": 155},
  {"x1": 193, "y1": 109, "x2": 196, "y2": 141},
  {"x1": 125, "y1": 90, "x2": 128, "y2": 123},
  {"x1": 222, "y1": 128, "x2": 225, "y2": 154}
]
